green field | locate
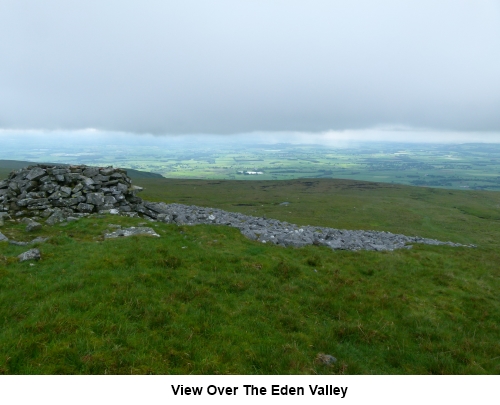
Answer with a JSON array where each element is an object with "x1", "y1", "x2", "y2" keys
[
  {"x1": 2, "y1": 141, "x2": 500, "y2": 190},
  {"x1": 1, "y1": 170, "x2": 499, "y2": 374}
]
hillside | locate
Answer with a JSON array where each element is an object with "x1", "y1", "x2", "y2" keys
[{"x1": 0, "y1": 169, "x2": 499, "y2": 374}]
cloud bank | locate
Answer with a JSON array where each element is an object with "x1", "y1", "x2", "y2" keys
[{"x1": 1, "y1": 1, "x2": 499, "y2": 137}]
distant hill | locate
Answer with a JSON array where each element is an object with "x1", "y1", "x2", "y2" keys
[
  {"x1": 0, "y1": 160, "x2": 164, "y2": 179},
  {"x1": 124, "y1": 169, "x2": 164, "y2": 179}
]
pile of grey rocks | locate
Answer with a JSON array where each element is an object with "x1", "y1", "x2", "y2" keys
[
  {"x1": 0, "y1": 164, "x2": 144, "y2": 225},
  {"x1": 0, "y1": 164, "x2": 470, "y2": 252}
]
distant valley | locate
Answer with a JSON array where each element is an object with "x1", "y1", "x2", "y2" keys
[{"x1": 1, "y1": 140, "x2": 499, "y2": 190}]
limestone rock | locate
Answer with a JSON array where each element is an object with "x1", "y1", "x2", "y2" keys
[
  {"x1": 104, "y1": 226, "x2": 160, "y2": 239},
  {"x1": 86, "y1": 192, "x2": 105, "y2": 206},
  {"x1": 26, "y1": 221, "x2": 42, "y2": 232},
  {"x1": 0, "y1": 213, "x2": 9, "y2": 227},
  {"x1": 18, "y1": 248, "x2": 41, "y2": 262},
  {"x1": 26, "y1": 167, "x2": 46, "y2": 181},
  {"x1": 315, "y1": 353, "x2": 337, "y2": 365},
  {"x1": 46, "y1": 210, "x2": 67, "y2": 225}
]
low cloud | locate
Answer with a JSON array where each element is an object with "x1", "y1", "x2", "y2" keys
[{"x1": 0, "y1": 1, "x2": 499, "y2": 138}]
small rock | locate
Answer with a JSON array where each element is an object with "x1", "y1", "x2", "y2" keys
[
  {"x1": 26, "y1": 221, "x2": 42, "y2": 232},
  {"x1": 0, "y1": 232, "x2": 8, "y2": 242},
  {"x1": 18, "y1": 248, "x2": 41, "y2": 262},
  {"x1": 46, "y1": 210, "x2": 67, "y2": 225},
  {"x1": 31, "y1": 237, "x2": 48, "y2": 244},
  {"x1": 315, "y1": 353, "x2": 337, "y2": 365},
  {"x1": 104, "y1": 227, "x2": 160, "y2": 239},
  {"x1": 9, "y1": 241, "x2": 29, "y2": 246}
]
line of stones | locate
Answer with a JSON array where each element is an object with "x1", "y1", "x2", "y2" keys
[{"x1": 132, "y1": 202, "x2": 470, "y2": 251}]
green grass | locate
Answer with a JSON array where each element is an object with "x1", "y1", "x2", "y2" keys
[{"x1": 0, "y1": 177, "x2": 499, "y2": 374}]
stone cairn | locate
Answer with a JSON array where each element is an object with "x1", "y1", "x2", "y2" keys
[
  {"x1": 0, "y1": 164, "x2": 144, "y2": 225},
  {"x1": 0, "y1": 164, "x2": 470, "y2": 251}
]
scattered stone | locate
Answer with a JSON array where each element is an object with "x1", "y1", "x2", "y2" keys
[
  {"x1": 18, "y1": 248, "x2": 41, "y2": 262},
  {"x1": 315, "y1": 353, "x2": 337, "y2": 365},
  {"x1": 9, "y1": 240, "x2": 30, "y2": 246},
  {"x1": 0, "y1": 232, "x2": 8, "y2": 242},
  {"x1": 31, "y1": 237, "x2": 48, "y2": 244},
  {"x1": 26, "y1": 221, "x2": 42, "y2": 232},
  {"x1": 46, "y1": 210, "x2": 66, "y2": 226},
  {"x1": 144, "y1": 202, "x2": 468, "y2": 251},
  {"x1": 279, "y1": 202, "x2": 290, "y2": 206},
  {"x1": 104, "y1": 227, "x2": 160, "y2": 239}
]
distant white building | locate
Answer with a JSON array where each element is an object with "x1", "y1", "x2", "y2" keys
[{"x1": 237, "y1": 170, "x2": 264, "y2": 175}]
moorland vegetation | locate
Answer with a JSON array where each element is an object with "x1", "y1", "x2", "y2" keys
[{"x1": 0, "y1": 164, "x2": 499, "y2": 374}]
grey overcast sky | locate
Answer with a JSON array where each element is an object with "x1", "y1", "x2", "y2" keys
[{"x1": 1, "y1": 1, "x2": 499, "y2": 141}]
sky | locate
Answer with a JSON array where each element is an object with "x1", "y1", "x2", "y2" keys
[{"x1": 1, "y1": 1, "x2": 499, "y2": 143}]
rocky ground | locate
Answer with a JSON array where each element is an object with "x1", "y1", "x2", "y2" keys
[
  {"x1": 131, "y1": 201, "x2": 471, "y2": 251},
  {"x1": 0, "y1": 164, "x2": 472, "y2": 256}
]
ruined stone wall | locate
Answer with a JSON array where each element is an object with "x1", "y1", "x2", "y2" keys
[
  {"x1": 0, "y1": 164, "x2": 470, "y2": 251},
  {"x1": 0, "y1": 164, "x2": 143, "y2": 224}
]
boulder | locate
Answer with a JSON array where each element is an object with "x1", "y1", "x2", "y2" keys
[
  {"x1": 86, "y1": 192, "x2": 105, "y2": 206},
  {"x1": 26, "y1": 167, "x2": 46, "y2": 181},
  {"x1": 18, "y1": 248, "x2": 41, "y2": 262},
  {"x1": 26, "y1": 221, "x2": 42, "y2": 232}
]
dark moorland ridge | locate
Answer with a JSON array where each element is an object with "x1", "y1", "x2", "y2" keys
[
  {"x1": 0, "y1": 164, "x2": 471, "y2": 251},
  {"x1": 0, "y1": 160, "x2": 164, "y2": 180}
]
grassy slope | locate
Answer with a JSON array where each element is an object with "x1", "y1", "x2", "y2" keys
[{"x1": 0, "y1": 176, "x2": 499, "y2": 374}]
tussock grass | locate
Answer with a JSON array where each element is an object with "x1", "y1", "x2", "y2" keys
[{"x1": 0, "y1": 178, "x2": 499, "y2": 374}]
